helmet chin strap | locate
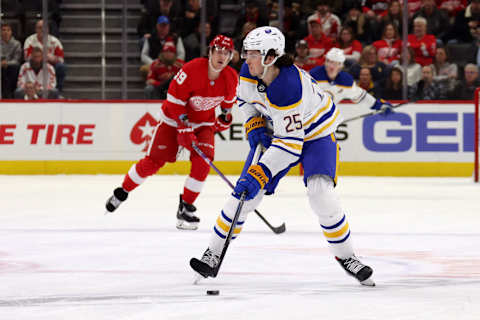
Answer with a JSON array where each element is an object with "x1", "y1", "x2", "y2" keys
[{"x1": 259, "y1": 55, "x2": 279, "y2": 79}]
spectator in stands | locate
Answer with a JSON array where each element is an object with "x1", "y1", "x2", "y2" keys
[
  {"x1": 343, "y1": 3, "x2": 374, "y2": 44},
  {"x1": 444, "y1": 0, "x2": 480, "y2": 43},
  {"x1": 411, "y1": 64, "x2": 446, "y2": 100},
  {"x1": 406, "y1": 0, "x2": 424, "y2": 18},
  {"x1": 468, "y1": 20, "x2": 480, "y2": 65},
  {"x1": 449, "y1": 63, "x2": 480, "y2": 99},
  {"x1": 138, "y1": 0, "x2": 183, "y2": 37},
  {"x1": 22, "y1": 81, "x2": 40, "y2": 100},
  {"x1": 408, "y1": 17, "x2": 437, "y2": 66},
  {"x1": 144, "y1": 41, "x2": 184, "y2": 100},
  {"x1": 183, "y1": 21, "x2": 214, "y2": 62},
  {"x1": 433, "y1": 46, "x2": 458, "y2": 91},
  {"x1": 411, "y1": 0, "x2": 449, "y2": 43},
  {"x1": 306, "y1": 0, "x2": 341, "y2": 39},
  {"x1": 294, "y1": 39, "x2": 318, "y2": 71},
  {"x1": 1, "y1": 23, "x2": 22, "y2": 99},
  {"x1": 15, "y1": 47, "x2": 59, "y2": 99},
  {"x1": 140, "y1": 15, "x2": 185, "y2": 75},
  {"x1": 21, "y1": 0, "x2": 62, "y2": 37},
  {"x1": 373, "y1": 23, "x2": 402, "y2": 65},
  {"x1": 183, "y1": 0, "x2": 201, "y2": 37},
  {"x1": 281, "y1": 1, "x2": 304, "y2": 53},
  {"x1": 333, "y1": 26, "x2": 362, "y2": 69},
  {"x1": 233, "y1": 0, "x2": 269, "y2": 39},
  {"x1": 361, "y1": 0, "x2": 390, "y2": 16},
  {"x1": 437, "y1": 0, "x2": 467, "y2": 22},
  {"x1": 382, "y1": 66, "x2": 405, "y2": 100},
  {"x1": 350, "y1": 45, "x2": 389, "y2": 83},
  {"x1": 234, "y1": 21, "x2": 257, "y2": 53},
  {"x1": 356, "y1": 67, "x2": 381, "y2": 97},
  {"x1": 402, "y1": 46, "x2": 423, "y2": 86},
  {"x1": 303, "y1": 17, "x2": 334, "y2": 65},
  {"x1": 23, "y1": 19, "x2": 66, "y2": 92},
  {"x1": 378, "y1": 1, "x2": 404, "y2": 40}
]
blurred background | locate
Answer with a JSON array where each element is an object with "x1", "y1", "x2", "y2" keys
[{"x1": 1, "y1": 0, "x2": 480, "y2": 101}]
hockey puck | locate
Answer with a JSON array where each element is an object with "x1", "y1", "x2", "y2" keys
[{"x1": 206, "y1": 290, "x2": 220, "y2": 296}]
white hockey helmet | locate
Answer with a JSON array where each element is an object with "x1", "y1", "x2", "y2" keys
[
  {"x1": 242, "y1": 26, "x2": 285, "y2": 67},
  {"x1": 326, "y1": 48, "x2": 346, "y2": 64}
]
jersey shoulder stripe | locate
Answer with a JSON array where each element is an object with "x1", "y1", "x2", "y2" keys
[{"x1": 266, "y1": 65, "x2": 302, "y2": 110}]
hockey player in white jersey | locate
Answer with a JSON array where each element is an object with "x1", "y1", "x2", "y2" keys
[
  {"x1": 190, "y1": 26, "x2": 375, "y2": 286},
  {"x1": 310, "y1": 48, "x2": 393, "y2": 115}
]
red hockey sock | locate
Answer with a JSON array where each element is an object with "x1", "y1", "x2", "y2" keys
[
  {"x1": 182, "y1": 188, "x2": 200, "y2": 204},
  {"x1": 122, "y1": 157, "x2": 164, "y2": 192}
]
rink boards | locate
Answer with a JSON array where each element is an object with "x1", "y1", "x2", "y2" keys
[{"x1": 0, "y1": 100, "x2": 476, "y2": 176}]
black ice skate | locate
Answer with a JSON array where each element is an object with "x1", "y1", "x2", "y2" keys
[
  {"x1": 190, "y1": 248, "x2": 219, "y2": 282},
  {"x1": 176, "y1": 195, "x2": 200, "y2": 230},
  {"x1": 336, "y1": 255, "x2": 375, "y2": 286},
  {"x1": 105, "y1": 187, "x2": 128, "y2": 214}
]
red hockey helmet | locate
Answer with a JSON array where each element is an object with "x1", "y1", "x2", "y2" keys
[{"x1": 209, "y1": 34, "x2": 234, "y2": 52}]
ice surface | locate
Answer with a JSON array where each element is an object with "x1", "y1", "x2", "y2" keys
[{"x1": 0, "y1": 175, "x2": 479, "y2": 319}]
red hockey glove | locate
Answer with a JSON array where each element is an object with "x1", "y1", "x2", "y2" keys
[
  {"x1": 214, "y1": 113, "x2": 233, "y2": 133},
  {"x1": 177, "y1": 124, "x2": 198, "y2": 152}
]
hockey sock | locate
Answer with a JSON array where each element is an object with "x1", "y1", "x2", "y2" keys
[
  {"x1": 182, "y1": 176, "x2": 205, "y2": 204},
  {"x1": 208, "y1": 193, "x2": 264, "y2": 254},
  {"x1": 320, "y1": 213, "x2": 354, "y2": 259},
  {"x1": 122, "y1": 157, "x2": 164, "y2": 192}
]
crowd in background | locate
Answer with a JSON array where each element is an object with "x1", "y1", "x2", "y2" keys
[{"x1": 2, "y1": 0, "x2": 480, "y2": 101}]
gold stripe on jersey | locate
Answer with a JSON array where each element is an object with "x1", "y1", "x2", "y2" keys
[
  {"x1": 315, "y1": 80, "x2": 353, "y2": 89},
  {"x1": 304, "y1": 108, "x2": 340, "y2": 141},
  {"x1": 265, "y1": 95, "x2": 302, "y2": 110},
  {"x1": 240, "y1": 76, "x2": 258, "y2": 84},
  {"x1": 272, "y1": 138, "x2": 303, "y2": 151},
  {"x1": 303, "y1": 96, "x2": 333, "y2": 127}
]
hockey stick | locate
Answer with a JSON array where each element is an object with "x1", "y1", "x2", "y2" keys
[
  {"x1": 190, "y1": 144, "x2": 262, "y2": 278},
  {"x1": 341, "y1": 101, "x2": 414, "y2": 124},
  {"x1": 191, "y1": 143, "x2": 286, "y2": 234}
]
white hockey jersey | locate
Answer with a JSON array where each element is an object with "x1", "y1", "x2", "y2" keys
[
  {"x1": 309, "y1": 65, "x2": 376, "y2": 108},
  {"x1": 237, "y1": 62, "x2": 342, "y2": 177}
]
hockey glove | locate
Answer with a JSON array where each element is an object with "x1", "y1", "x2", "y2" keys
[
  {"x1": 244, "y1": 116, "x2": 272, "y2": 149},
  {"x1": 177, "y1": 124, "x2": 198, "y2": 152},
  {"x1": 371, "y1": 99, "x2": 393, "y2": 116},
  {"x1": 214, "y1": 112, "x2": 233, "y2": 133},
  {"x1": 233, "y1": 163, "x2": 271, "y2": 200}
]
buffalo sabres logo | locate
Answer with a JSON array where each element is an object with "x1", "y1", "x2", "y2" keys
[{"x1": 257, "y1": 80, "x2": 267, "y2": 93}]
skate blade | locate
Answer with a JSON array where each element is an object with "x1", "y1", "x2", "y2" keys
[
  {"x1": 192, "y1": 273, "x2": 204, "y2": 285},
  {"x1": 360, "y1": 277, "x2": 375, "y2": 287},
  {"x1": 176, "y1": 220, "x2": 199, "y2": 230}
]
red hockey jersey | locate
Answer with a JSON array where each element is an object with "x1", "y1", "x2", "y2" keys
[
  {"x1": 160, "y1": 58, "x2": 238, "y2": 128},
  {"x1": 373, "y1": 39, "x2": 402, "y2": 64},
  {"x1": 407, "y1": 34, "x2": 437, "y2": 66}
]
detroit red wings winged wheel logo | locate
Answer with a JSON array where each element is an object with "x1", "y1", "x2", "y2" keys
[{"x1": 130, "y1": 112, "x2": 158, "y2": 152}]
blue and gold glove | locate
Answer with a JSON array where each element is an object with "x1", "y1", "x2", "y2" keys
[
  {"x1": 244, "y1": 116, "x2": 272, "y2": 149},
  {"x1": 233, "y1": 163, "x2": 272, "y2": 200},
  {"x1": 371, "y1": 99, "x2": 393, "y2": 116}
]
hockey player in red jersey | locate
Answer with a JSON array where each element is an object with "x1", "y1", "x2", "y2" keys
[{"x1": 105, "y1": 34, "x2": 239, "y2": 230}]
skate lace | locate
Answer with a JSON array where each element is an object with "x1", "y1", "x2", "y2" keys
[
  {"x1": 201, "y1": 249, "x2": 219, "y2": 268},
  {"x1": 343, "y1": 257, "x2": 364, "y2": 274}
]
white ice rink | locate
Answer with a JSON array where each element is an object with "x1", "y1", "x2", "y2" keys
[{"x1": 1, "y1": 174, "x2": 479, "y2": 320}]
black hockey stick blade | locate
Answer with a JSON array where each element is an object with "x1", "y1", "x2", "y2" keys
[
  {"x1": 190, "y1": 258, "x2": 216, "y2": 278},
  {"x1": 254, "y1": 209, "x2": 286, "y2": 234}
]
